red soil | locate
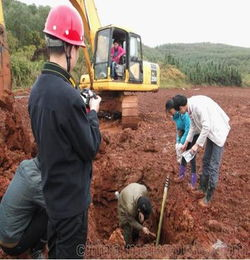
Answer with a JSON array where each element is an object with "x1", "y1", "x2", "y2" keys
[
  {"x1": 0, "y1": 86, "x2": 249, "y2": 258},
  {"x1": 0, "y1": 90, "x2": 33, "y2": 199}
]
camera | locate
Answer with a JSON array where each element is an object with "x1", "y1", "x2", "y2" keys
[{"x1": 80, "y1": 88, "x2": 97, "y2": 107}]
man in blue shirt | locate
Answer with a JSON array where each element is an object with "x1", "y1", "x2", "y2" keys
[
  {"x1": 166, "y1": 99, "x2": 199, "y2": 188},
  {"x1": 0, "y1": 158, "x2": 47, "y2": 258}
]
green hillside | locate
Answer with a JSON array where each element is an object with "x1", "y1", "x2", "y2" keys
[
  {"x1": 143, "y1": 43, "x2": 250, "y2": 87},
  {"x1": 3, "y1": 0, "x2": 250, "y2": 88},
  {"x1": 156, "y1": 43, "x2": 250, "y2": 73}
]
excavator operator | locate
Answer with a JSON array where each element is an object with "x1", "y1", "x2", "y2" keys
[{"x1": 110, "y1": 39, "x2": 126, "y2": 79}]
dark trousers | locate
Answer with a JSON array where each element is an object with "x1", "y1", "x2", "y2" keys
[
  {"x1": 201, "y1": 138, "x2": 224, "y2": 190},
  {"x1": 199, "y1": 138, "x2": 224, "y2": 201},
  {"x1": 48, "y1": 210, "x2": 88, "y2": 259},
  {"x1": 181, "y1": 134, "x2": 199, "y2": 172},
  {"x1": 122, "y1": 224, "x2": 139, "y2": 247},
  {"x1": 1, "y1": 208, "x2": 48, "y2": 256},
  {"x1": 110, "y1": 61, "x2": 117, "y2": 79}
]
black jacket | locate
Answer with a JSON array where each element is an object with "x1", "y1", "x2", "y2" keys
[{"x1": 28, "y1": 62, "x2": 101, "y2": 219}]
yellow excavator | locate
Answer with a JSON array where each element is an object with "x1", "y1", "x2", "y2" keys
[
  {"x1": 70, "y1": 0, "x2": 160, "y2": 129},
  {"x1": 0, "y1": 0, "x2": 160, "y2": 129}
]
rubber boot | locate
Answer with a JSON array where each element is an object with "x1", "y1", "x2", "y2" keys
[
  {"x1": 188, "y1": 173, "x2": 199, "y2": 192},
  {"x1": 174, "y1": 165, "x2": 186, "y2": 183},
  {"x1": 191, "y1": 173, "x2": 206, "y2": 197},
  {"x1": 191, "y1": 173, "x2": 197, "y2": 187},
  {"x1": 205, "y1": 186, "x2": 215, "y2": 203},
  {"x1": 198, "y1": 186, "x2": 215, "y2": 207},
  {"x1": 179, "y1": 165, "x2": 186, "y2": 178},
  {"x1": 199, "y1": 174, "x2": 209, "y2": 193}
]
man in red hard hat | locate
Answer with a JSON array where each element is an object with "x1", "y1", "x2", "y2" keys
[{"x1": 28, "y1": 5, "x2": 101, "y2": 259}]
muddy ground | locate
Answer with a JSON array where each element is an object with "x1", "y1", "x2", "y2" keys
[{"x1": 0, "y1": 86, "x2": 249, "y2": 259}]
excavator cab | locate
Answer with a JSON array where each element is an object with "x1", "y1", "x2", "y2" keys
[
  {"x1": 80, "y1": 24, "x2": 159, "y2": 93},
  {"x1": 94, "y1": 26, "x2": 143, "y2": 83}
]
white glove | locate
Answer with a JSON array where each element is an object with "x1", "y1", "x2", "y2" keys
[{"x1": 175, "y1": 143, "x2": 182, "y2": 164}]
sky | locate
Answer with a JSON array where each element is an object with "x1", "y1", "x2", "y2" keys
[{"x1": 18, "y1": 0, "x2": 250, "y2": 48}]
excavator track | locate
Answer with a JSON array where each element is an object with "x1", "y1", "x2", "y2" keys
[
  {"x1": 121, "y1": 95, "x2": 139, "y2": 130},
  {"x1": 97, "y1": 91, "x2": 139, "y2": 130}
]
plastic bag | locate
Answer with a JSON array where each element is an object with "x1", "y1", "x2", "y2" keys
[{"x1": 182, "y1": 149, "x2": 196, "y2": 163}]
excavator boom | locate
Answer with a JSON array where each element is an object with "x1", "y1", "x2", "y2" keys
[
  {"x1": 70, "y1": 0, "x2": 101, "y2": 52},
  {"x1": 70, "y1": 0, "x2": 102, "y2": 89}
]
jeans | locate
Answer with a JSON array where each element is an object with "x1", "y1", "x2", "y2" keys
[
  {"x1": 121, "y1": 223, "x2": 139, "y2": 247},
  {"x1": 111, "y1": 61, "x2": 117, "y2": 79},
  {"x1": 48, "y1": 210, "x2": 88, "y2": 259},
  {"x1": 200, "y1": 138, "x2": 224, "y2": 200}
]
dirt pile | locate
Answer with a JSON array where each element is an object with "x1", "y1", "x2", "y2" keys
[
  {"x1": 0, "y1": 86, "x2": 249, "y2": 259},
  {"x1": 0, "y1": 90, "x2": 33, "y2": 198}
]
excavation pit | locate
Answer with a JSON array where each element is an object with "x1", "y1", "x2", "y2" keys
[{"x1": 0, "y1": 87, "x2": 249, "y2": 259}]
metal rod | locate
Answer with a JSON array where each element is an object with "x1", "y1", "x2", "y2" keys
[{"x1": 156, "y1": 176, "x2": 170, "y2": 245}]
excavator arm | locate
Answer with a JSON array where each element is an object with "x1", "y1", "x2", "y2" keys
[
  {"x1": 69, "y1": 0, "x2": 102, "y2": 89},
  {"x1": 0, "y1": 0, "x2": 11, "y2": 95},
  {"x1": 69, "y1": 0, "x2": 101, "y2": 51}
]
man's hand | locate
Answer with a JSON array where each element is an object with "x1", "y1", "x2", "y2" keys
[
  {"x1": 89, "y1": 95, "x2": 101, "y2": 113},
  {"x1": 191, "y1": 143, "x2": 199, "y2": 154},
  {"x1": 142, "y1": 227, "x2": 150, "y2": 235}
]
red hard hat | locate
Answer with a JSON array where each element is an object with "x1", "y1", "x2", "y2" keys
[{"x1": 43, "y1": 5, "x2": 85, "y2": 47}]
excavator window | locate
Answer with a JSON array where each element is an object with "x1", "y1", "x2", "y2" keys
[
  {"x1": 94, "y1": 27, "x2": 142, "y2": 82},
  {"x1": 129, "y1": 35, "x2": 143, "y2": 82},
  {"x1": 94, "y1": 29, "x2": 111, "y2": 79}
]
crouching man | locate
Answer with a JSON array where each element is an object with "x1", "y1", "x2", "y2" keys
[
  {"x1": 117, "y1": 183, "x2": 153, "y2": 247},
  {"x1": 0, "y1": 158, "x2": 47, "y2": 258}
]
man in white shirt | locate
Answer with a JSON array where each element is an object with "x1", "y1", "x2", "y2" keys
[{"x1": 173, "y1": 95, "x2": 230, "y2": 207}]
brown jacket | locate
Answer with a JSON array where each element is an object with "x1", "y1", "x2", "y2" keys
[{"x1": 118, "y1": 183, "x2": 148, "y2": 231}]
